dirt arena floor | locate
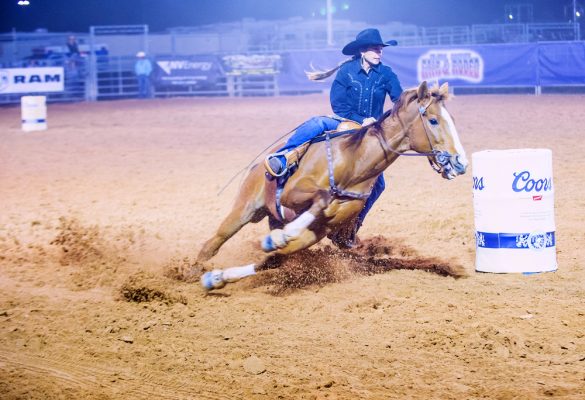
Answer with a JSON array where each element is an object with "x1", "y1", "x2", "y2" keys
[{"x1": 1, "y1": 93, "x2": 584, "y2": 399}]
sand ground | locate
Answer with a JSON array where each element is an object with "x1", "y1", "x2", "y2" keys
[{"x1": 0, "y1": 93, "x2": 584, "y2": 399}]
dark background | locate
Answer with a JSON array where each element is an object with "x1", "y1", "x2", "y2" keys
[{"x1": 1, "y1": 0, "x2": 579, "y2": 33}]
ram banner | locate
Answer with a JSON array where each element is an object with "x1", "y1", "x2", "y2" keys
[{"x1": 0, "y1": 67, "x2": 64, "y2": 94}]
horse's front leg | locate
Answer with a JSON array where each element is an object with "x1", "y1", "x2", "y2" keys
[
  {"x1": 197, "y1": 165, "x2": 267, "y2": 262},
  {"x1": 261, "y1": 188, "x2": 330, "y2": 253},
  {"x1": 274, "y1": 226, "x2": 327, "y2": 255}
]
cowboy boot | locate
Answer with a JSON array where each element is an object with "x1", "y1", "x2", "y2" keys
[
  {"x1": 264, "y1": 143, "x2": 310, "y2": 178},
  {"x1": 264, "y1": 154, "x2": 286, "y2": 177}
]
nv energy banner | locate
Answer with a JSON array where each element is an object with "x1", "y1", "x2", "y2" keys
[
  {"x1": 154, "y1": 56, "x2": 222, "y2": 89},
  {"x1": 0, "y1": 67, "x2": 64, "y2": 94}
]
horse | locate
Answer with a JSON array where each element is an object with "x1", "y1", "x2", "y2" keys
[{"x1": 198, "y1": 81, "x2": 468, "y2": 290}]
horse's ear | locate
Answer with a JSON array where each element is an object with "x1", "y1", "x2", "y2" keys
[
  {"x1": 439, "y1": 82, "x2": 449, "y2": 97},
  {"x1": 417, "y1": 81, "x2": 429, "y2": 99}
]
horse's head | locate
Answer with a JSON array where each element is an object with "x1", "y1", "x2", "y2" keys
[{"x1": 401, "y1": 81, "x2": 468, "y2": 179}]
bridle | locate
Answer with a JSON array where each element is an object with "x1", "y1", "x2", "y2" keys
[
  {"x1": 377, "y1": 97, "x2": 454, "y2": 174},
  {"x1": 416, "y1": 98, "x2": 455, "y2": 174}
]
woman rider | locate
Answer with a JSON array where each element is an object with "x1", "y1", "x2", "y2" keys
[{"x1": 266, "y1": 28, "x2": 403, "y2": 247}]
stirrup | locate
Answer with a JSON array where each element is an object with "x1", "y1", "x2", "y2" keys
[{"x1": 264, "y1": 154, "x2": 287, "y2": 178}]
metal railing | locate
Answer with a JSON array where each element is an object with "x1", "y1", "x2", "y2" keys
[
  {"x1": 0, "y1": 21, "x2": 583, "y2": 104},
  {"x1": 1, "y1": 21, "x2": 580, "y2": 61}
]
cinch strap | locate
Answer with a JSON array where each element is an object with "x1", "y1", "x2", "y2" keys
[{"x1": 325, "y1": 130, "x2": 371, "y2": 200}]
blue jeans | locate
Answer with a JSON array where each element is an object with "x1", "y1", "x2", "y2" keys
[
  {"x1": 278, "y1": 116, "x2": 385, "y2": 230},
  {"x1": 358, "y1": 174, "x2": 385, "y2": 227},
  {"x1": 137, "y1": 75, "x2": 150, "y2": 98},
  {"x1": 279, "y1": 116, "x2": 341, "y2": 152}
]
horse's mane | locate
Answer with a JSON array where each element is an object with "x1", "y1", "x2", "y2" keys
[
  {"x1": 341, "y1": 85, "x2": 450, "y2": 150},
  {"x1": 341, "y1": 89, "x2": 417, "y2": 150}
]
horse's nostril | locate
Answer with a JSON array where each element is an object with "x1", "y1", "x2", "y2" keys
[{"x1": 436, "y1": 151, "x2": 450, "y2": 166}]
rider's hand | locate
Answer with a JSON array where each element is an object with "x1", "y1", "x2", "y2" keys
[{"x1": 362, "y1": 117, "x2": 377, "y2": 126}]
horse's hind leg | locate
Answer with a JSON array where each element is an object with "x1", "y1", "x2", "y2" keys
[
  {"x1": 200, "y1": 199, "x2": 328, "y2": 292},
  {"x1": 197, "y1": 166, "x2": 266, "y2": 262},
  {"x1": 201, "y1": 223, "x2": 326, "y2": 291}
]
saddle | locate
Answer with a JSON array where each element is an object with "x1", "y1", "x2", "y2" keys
[{"x1": 263, "y1": 120, "x2": 362, "y2": 223}]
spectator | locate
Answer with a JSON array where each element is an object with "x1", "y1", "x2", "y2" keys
[
  {"x1": 66, "y1": 35, "x2": 80, "y2": 57},
  {"x1": 96, "y1": 46, "x2": 110, "y2": 70},
  {"x1": 134, "y1": 51, "x2": 153, "y2": 99}
]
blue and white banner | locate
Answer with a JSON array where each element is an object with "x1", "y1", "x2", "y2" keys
[
  {"x1": 0, "y1": 67, "x2": 64, "y2": 94},
  {"x1": 475, "y1": 231, "x2": 555, "y2": 250}
]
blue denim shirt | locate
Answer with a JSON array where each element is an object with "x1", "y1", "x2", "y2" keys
[{"x1": 330, "y1": 58, "x2": 403, "y2": 124}]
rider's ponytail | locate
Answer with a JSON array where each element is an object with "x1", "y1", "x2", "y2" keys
[{"x1": 305, "y1": 55, "x2": 358, "y2": 81}]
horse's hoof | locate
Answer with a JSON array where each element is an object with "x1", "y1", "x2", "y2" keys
[
  {"x1": 201, "y1": 269, "x2": 226, "y2": 290},
  {"x1": 261, "y1": 235, "x2": 276, "y2": 252}
]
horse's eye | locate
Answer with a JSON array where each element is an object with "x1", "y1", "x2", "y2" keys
[{"x1": 429, "y1": 118, "x2": 439, "y2": 126}]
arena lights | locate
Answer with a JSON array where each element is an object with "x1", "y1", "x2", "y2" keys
[{"x1": 18, "y1": 0, "x2": 30, "y2": 5}]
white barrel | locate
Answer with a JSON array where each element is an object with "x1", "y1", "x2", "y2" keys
[
  {"x1": 21, "y1": 96, "x2": 47, "y2": 132},
  {"x1": 472, "y1": 149, "x2": 557, "y2": 273}
]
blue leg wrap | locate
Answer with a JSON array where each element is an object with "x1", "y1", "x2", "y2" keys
[{"x1": 261, "y1": 235, "x2": 276, "y2": 252}]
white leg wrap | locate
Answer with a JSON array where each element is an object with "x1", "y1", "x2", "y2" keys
[
  {"x1": 222, "y1": 264, "x2": 256, "y2": 283},
  {"x1": 283, "y1": 211, "x2": 316, "y2": 238}
]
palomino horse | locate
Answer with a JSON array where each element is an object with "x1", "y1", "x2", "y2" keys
[{"x1": 198, "y1": 81, "x2": 467, "y2": 290}]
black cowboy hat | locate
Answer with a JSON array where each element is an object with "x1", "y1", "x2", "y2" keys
[{"x1": 342, "y1": 28, "x2": 398, "y2": 56}]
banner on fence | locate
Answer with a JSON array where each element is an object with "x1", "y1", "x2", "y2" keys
[
  {"x1": 222, "y1": 54, "x2": 281, "y2": 75},
  {"x1": 154, "y1": 56, "x2": 222, "y2": 88},
  {"x1": 0, "y1": 67, "x2": 64, "y2": 94},
  {"x1": 390, "y1": 44, "x2": 539, "y2": 87},
  {"x1": 538, "y1": 42, "x2": 585, "y2": 85},
  {"x1": 277, "y1": 42, "x2": 585, "y2": 92}
]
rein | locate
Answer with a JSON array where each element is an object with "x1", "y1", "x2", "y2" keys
[
  {"x1": 324, "y1": 99, "x2": 445, "y2": 200},
  {"x1": 372, "y1": 99, "x2": 441, "y2": 161}
]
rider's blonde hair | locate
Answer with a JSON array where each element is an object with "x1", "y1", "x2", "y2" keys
[{"x1": 305, "y1": 55, "x2": 359, "y2": 81}]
